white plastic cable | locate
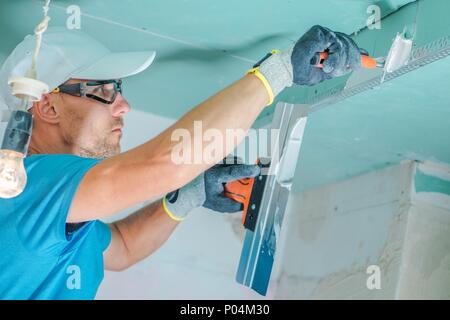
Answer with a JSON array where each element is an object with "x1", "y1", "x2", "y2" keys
[
  {"x1": 12, "y1": 0, "x2": 51, "y2": 110},
  {"x1": 27, "y1": 0, "x2": 51, "y2": 80}
]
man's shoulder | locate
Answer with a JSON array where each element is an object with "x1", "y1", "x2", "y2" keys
[
  {"x1": 24, "y1": 154, "x2": 101, "y2": 183},
  {"x1": 25, "y1": 153, "x2": 99, "y2": 168},
  {"x1": 26, "y1": 153, "x2": 89, "y2": 162}
]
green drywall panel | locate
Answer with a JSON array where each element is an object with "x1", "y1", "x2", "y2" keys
[
  {"x1": 415, "y1": 168, "x2": 450, "y2": 196},
  {"x1": 1, "y1": 0, "x2": 448, "y2": 193},
  {"x1": 291, "y1": 53, "x2": 450, "y2": 192},
  {"x1": 285, "y1": 0, "x2": 450, "y2": 192},
  {"x1": 0, "y1": 0, "x2": 414, "y2": 118}
]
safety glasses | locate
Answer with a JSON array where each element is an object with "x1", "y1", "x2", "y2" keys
[{"x1": 51, "y1": 79, "x2": 122, "y2": 105}]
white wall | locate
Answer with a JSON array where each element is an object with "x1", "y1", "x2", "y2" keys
[
  {"x1": 396, "y1": 162, "x2": 450, "y2": 299},
  {"x1": 272, "y1": 161, "x2": 450, "y2": 299}
]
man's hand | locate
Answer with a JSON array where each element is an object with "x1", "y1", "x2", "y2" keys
[
  {"x1": 256, "y1": 25, "x2": 363, "y2": 100},
  {"x1": 162, "y1": 161, "x2": 261, "y2": 221},
  {"x1": 292, "y1": 26, "x2": 362, "y2": 84},
  {"x1": 104, "y1": 160, "x2": 260, "y2": 271}
]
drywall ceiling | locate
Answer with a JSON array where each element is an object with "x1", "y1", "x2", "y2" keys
[
  {"x1": 292, "y1": 53, "x2": 450, "y2": 192},
  {"x1": 1, "y1": 0, "x2": 449, "y2": 192},
  {"x1": 0, "y1": 0, "x2": 415, "y2": 118}
]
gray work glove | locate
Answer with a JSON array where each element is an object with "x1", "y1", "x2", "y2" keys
[
  {"x1": 257, "y1": 25, "x2": 363, "y2": 98},
  {"x1": 162, "y1": 161, "x2": 261, "y2": 221}
]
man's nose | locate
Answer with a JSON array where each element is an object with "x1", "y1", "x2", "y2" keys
[{"x1": 111, "y1": 93, "x2": 131, "y2": 117}]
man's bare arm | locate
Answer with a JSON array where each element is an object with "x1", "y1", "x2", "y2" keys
[
  {"x1": 69, "y1": 25, "x2": 361, "y2": 223},
  {"x1": 68, "y1": 74, "x2": 268, "y2": 222},
  {"x1": 103, "y1": 199, "x2": 179, "y2": 271}
]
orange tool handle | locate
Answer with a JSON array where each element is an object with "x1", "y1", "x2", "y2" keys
[
  {"x1": 315, "y1": 52, "x2": 378, "y2": 69},
  {"x1": 224, "y1": 177, "x2": 255, "y2": 225}
]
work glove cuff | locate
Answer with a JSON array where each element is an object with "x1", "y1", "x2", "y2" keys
[
  {"x1": 249, "y1": 48, "x2": 294, "y2": 105},
  {"x1": 162, "y1": 174, "x2": 206, "y2": 221}
]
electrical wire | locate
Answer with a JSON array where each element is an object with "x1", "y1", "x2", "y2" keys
[{"x1": 20, "y1": 0, "x2": 51, "y2": 110}]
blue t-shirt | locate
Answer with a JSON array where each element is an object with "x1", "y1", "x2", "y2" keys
[{"x1": 0, "y1": 154, "x2": 112, "y2": 300}]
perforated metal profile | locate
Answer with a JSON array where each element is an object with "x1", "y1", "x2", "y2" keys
[{"x1": 308, "y1": 34, "x2": 450, "y2": 113}]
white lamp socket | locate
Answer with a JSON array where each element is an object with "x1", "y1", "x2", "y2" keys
[{"x1": 8, "y1": 77, "x2": 49, "y2": 102}]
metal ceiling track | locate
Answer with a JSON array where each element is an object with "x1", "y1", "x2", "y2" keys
[
  {"x1": 306, "y1": 0, "x2": 450, "y2": 113},
  {"x1": 237, "y1": 0, "x2": 450, "y2": 296},
  {"x1": 309, "y1": 35, "x2": 450, "y2": 113}
]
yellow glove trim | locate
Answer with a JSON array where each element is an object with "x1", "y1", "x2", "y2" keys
[
  {"x1": 162, "y1": 197, "x2": 185, "y2": 222},
  {"x1": 247, "y1": 67, "x2": 274, "y2": 106}
]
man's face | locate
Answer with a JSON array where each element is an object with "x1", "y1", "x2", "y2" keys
[{"x1": 53, "y1": 78, "x2": 131, "y2": 159}]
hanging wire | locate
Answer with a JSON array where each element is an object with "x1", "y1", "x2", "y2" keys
[{"x1": 20, "y1": 0, "x2": 51, "y2": 110}]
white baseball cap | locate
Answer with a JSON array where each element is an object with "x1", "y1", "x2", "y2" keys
[{"x1": 0, "y1": 26, "x2": 156, "y2": 110}]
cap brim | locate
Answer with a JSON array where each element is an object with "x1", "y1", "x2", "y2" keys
[{"x1": 72, "y1": 51, "x2": 156, "y2": 80}]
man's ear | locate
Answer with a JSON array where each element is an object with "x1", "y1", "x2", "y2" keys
[{"x1": 32, "y1": 93, "x2": 60, "y2": 124}]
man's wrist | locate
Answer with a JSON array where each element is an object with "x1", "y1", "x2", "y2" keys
[
  {"x1": 256, "y1": 47, "x2": 294, "y2": 102},
  {"x1": 246, "y1": 68, "x2": 275, "y2": 105},
  {"x1": 162, "y1": 196, "x2": 185, "y2": 222}
]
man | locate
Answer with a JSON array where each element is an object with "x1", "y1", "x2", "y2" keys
[{"x1": 0, "y1": 25, "x2": 361, "y2": 299}]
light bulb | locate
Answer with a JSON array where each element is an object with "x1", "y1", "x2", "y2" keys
[
  {"x1": 0, "y1": 110, "x2": 33, "y2": 199},
  {"x1": 0, "y1": 150, "x2": 27, "y2": 198},
  {"x1": 0, "y1": 0, "x2": 50, "y2": 199}
]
